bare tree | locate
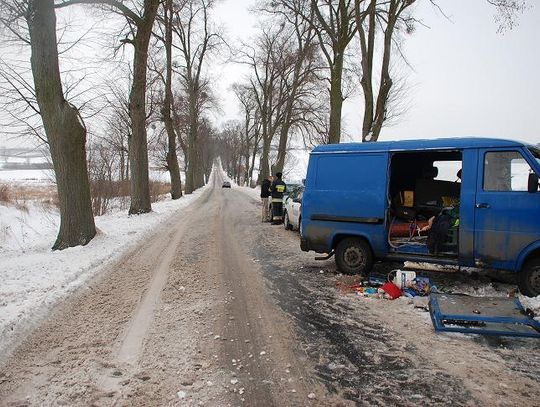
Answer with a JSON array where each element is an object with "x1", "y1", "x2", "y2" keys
[
  {"x1": 154, "y1": 0, "x2": 183, "y2": 199},
  {"x1": 355, "y1": 0, "x2": 416, "y2": 142},
  {"x1": 486, "y1": 0, "x2": 528, "y2": 32},
  {"x1": 237, "y1": 25, "x2": 290, "y2": 182},
  {"x1": 172, "y1": 0, "x2": 222, "y2": 194},
  {"x1": 56, "y1": 0, "x2": 160, "y2": 214},
  {"x1": 309, "y1": 0, "x2": 358, "y2": 144},
  {"x1": 233, "y1": 84, "x2": 261, "y2": 185},
  {"x1": 22, "y1": 0, "x2": 96, "y2": 249}
]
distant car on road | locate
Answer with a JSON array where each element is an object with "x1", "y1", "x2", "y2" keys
[
  {"x1": 283, "y1": 186, "x2": 304, "y2": 231},
  {"x1": 222, "y1": 181, "x2": 231, "y2": 188}
]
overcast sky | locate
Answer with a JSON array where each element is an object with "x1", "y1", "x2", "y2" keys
[
  {"x1": 213, "y1": 0, "x2": 540, "y2": 145},
  {"x1": 1, "y1": 0, "x2": 538, "y2": 150}
]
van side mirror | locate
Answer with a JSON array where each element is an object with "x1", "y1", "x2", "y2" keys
[{"x1": 528, "y1": 173, "x2": 539, "y2": 193}]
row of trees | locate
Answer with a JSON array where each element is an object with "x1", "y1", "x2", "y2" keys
[
  {"x1": 0, "y1": 0, "x2": 223, "y2": 249},
  {"x1": 0, "y1": 0, "x2": 527, "y2": 249},
  {"x1": 222, "y1": 0, "x2": 527, "y2": 185},
  {"x1": 220, "y1": 0, "x2": 422, "y2": 185}
]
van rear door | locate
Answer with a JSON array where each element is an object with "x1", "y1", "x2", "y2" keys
[{"x1": 474, "y1": 148, "x2": 540, "y2": 269}]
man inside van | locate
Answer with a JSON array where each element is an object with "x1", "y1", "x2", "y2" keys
[{"x1": 270, "y1": 172, "x2": 286, "y2": 225}]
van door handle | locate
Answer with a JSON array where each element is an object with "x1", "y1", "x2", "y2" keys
[{"x1": 475, "y1": 203, "x2": 490, "y2": 209}]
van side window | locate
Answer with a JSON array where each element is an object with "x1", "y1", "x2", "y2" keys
[{"x1": 484, "y1": 151, "x2": 533, "y2": 192}]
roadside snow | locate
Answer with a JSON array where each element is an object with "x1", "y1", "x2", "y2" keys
[{"x1": 0, "y1": 182, "x2": 209, "y2": 355}]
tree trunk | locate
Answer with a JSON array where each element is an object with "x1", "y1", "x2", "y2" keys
[
  {"x1": 27, "y1": 0, "x2": 96, "y2": 250},
  {"x1": 162, "y1": 0, "x2": 182, "y2": 199},
  {"x1": 243, "y1": 147, "x2": 250, "y2": 186},
  {"x1": 195, "y1": 150, "x2": 204, "y2": 188},
  {"x1": 327, "y1": 52, "x2": 344, "y2": 144},
  {"x1": 119, "y1": 145, "x2": 125, "y2": 181},
  {"x1": 259, "y1": 136, "x2": 271, "y2": 182},
  {"x1": 249, "y1": 140, "x2": 258, "y2": 186},
  {"x1": 128, "y1": 0, "x2": 160, "y2": 214},
  {"x1": 371, "y1": 0, "x2": 398, "y2": 141},
  {"x1": 274, "y1": 116, "x2": 292, "y2": 173},
  {"x1": 184, "y1": 110, "x2": 197, "y2": 194},
  {"x1": 358, "y1": 0, "x2": 376, "y2": 142}
]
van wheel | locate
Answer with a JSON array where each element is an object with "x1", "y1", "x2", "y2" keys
[
  {"x1": 284, "y1": 212, "x2": 292, "y2": 230},
  {"x1": 335, "y1": 237, "x2": 373, "y2": 275},
  {"x1": 518, "y1": 259, "x2": 540, "y2": 297}
]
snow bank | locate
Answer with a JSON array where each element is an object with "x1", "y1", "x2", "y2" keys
[{"x1": 0, "y1": 182, "x2": 209, "y2": 355}]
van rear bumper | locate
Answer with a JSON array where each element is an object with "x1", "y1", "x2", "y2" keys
[{"x1": 300, "y1": 237, "x2": 330, "y2": 254}]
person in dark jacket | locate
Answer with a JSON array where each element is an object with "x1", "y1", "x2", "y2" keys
[
  {"x1": 270, "y1": 172, "x2": 286, "y2": 225},
  {"x1": 260, "y1": 176, "x2": 272, "y2": 222}
]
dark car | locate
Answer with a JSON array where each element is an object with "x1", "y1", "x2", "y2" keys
[{"x1": 222, "y1": 181, "x2": 231, "y2": 188}]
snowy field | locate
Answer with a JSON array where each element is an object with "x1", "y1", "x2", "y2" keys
[
  {"x1": 0, "y1": 168, "x2": 173, "y2": 184},
  {"x1": 0, "y1": 171, "x2": 211, "y2": 355},
  {"x1": 0, "y1": 169, "x2": 53, "y2": 185}
]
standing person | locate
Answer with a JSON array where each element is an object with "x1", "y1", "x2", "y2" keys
[
  {"x1": 260, "y1": 175, "x2": 272, "y2": 222},
  {"x1": 270, "y1": 172, "x2": 286, "y2": 225}
]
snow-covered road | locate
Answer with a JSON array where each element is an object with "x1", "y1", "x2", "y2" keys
[{"x1": 0, "y1": 176, "x2": 209, "y2": 356}]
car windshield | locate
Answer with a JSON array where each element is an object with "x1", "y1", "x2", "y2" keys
[{"x1": 528, "y1": 146, "x2": 540, "y2": 166}]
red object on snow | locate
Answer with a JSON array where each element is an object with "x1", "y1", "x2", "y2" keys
[{"x1": 380, "y1": 281, "x2": 402, "y2": 299}]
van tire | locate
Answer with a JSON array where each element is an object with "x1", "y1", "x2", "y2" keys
[
  {"x1": 335, "y1": 237, "x2": 373, "y2": 275},
  {"x1": 518, "y1": 259, "x2": 540, "y2": 297}
]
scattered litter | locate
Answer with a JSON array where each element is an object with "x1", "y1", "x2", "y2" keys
[
  {"x1": 380, "y1": 281, "x2": 402, "y2": 299},
  {"x1": 177, "y1": 391, "x2": 187, "y2": 399},
  {"x1": 308, "y1": 393, "x2": 316, "y2": 399},
  {"x1": 337, "y1": 271, "x2": 433, "y2": 301},
  {"x1": 214, "y1": 335, "x2": 220, "y2": 340},
  {"x1": 239, "y1": 387, "x2": 245, "y2": 395},
  {"x1": 259, "y1": 351, "x2": 266, "y2": 356},
  {"x1": 394, "y1": 270, "x2": 416, "y2": 289},
  {"x1": 230, "y1": 378, "x2": 239, "y2": 385}
]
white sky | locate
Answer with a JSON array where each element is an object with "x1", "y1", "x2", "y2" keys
[{"x1": 213, "y1": 0, "x2": 540, "y2": 145}]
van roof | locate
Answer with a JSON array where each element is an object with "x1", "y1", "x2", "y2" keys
[{"x1": 312, "y1": 137, "x2": 529, "y2": 154}]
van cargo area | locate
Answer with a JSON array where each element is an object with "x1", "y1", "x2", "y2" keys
[{"x1": 300, "y1": 138, "x2": 540, "y2": 297}]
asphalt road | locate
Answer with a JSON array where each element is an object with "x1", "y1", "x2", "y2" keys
[{"x1": 0, "y1": 171, "x2": 538, "y2": 406}]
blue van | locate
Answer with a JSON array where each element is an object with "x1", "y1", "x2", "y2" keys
[{"x1": 300, "y1": 138, "x2": 540, "y2": 296}]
